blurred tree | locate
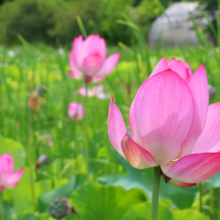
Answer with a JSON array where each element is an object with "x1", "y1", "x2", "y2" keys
[{"x1": 0, "y1": 0, "x2": 57, "y2": 44}]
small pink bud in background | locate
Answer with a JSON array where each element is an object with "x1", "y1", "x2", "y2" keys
[
  {"x1": 0, "y1": 154, "x2": 24, "y2": 190},
  {"x1": 68, "y1": 102, "x2": 84, "y2": 121},
  {"x1": 68, "y1": 35, "x2": 120, "y2": 83},
  {"x1": 78, "y1": 84, "x2": 110, "y2": 100}
]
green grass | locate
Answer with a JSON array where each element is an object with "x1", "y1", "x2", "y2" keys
[{"x1": 0, "y1": 41, "x2": 220, "y2": 220}]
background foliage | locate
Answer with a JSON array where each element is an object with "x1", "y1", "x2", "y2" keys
[{"x1": 0, "y1": 0, "x2": 186, "y2": 46}]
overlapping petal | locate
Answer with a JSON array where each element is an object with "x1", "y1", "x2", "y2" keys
[
  {"x1": 193, "y1": 103, "x2": 220, "y2": 153},
  {"x1": 99, "y1": 54, "x2": 120, "y2": 76},
  {"x1": 5, "y1": 168, "x2": 24, "y2": 188},
  {"x1": 184, "y1": 61, "x2": 192, "y2": 75},
  {"x1": 162, "y1": 153, "x2": 220, "y2": 183},
  {"x1": 129, "y1": 98, "x2": 143, "y2": 147},
  {"x1": 167, "y1": 58, "x2": 176, "y2": 66},
  {"x1": 71, "y1": 36, "x2": 87, "y2": 67},
  {"x1": 82, "y1": 53, "x2": 104, "y2": 76},
  {"x1": 121, "y1": 133, "x2": 156, "y2": 169},
  {"x1": 134, "y1": 70, "x2": 195, "y2": 165},
  {"x1": 169, "y1": 60, "x2": 189, "y2": 80},
  {"x1": 150, "y1": 57, "x2": 169, "y2": 77},
  {"x1": 84, "y1": 35, "x2": 106, "y2": 58},
  {"x1": 170, "y1": 179, "x2": 197, "y2": 188},
  {"x1": 108, "y1": 98, "x2": 127, "y2": 157},
  {"x1": 68, "y1": 52, "x2": 83, "y2": 79},
  {"x1": 181, "y1": 64, "x2": 208, "y2": 156}
]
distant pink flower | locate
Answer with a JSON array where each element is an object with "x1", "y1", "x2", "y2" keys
[
  {"x1": 108, "y1": 57, "x2": 220, "y2": 187},
  {"x1": 78, "y1": 85, "x2": 110, "y2": 99},
  {"x1": 68, "y1": 35, "x2": 120, "y2": 83},
  {"x1": 0, "y1": 154, "x2": 24, "y2": 190},
  {"x1": 68, "y1": 102, "x2": 84, "y2": 120}
]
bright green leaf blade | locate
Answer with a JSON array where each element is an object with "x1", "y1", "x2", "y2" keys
[
  {"x1": 121, "y1": 200, "x2": 172, "y2": 220},
  {"x1": 172, "y1": 209, "x2": 209, "y2": 220}
]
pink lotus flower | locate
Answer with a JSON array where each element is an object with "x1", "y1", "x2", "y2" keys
[
  {"x1": 0, "y1": 154, "x2": 24, "y2": 190},
  {"x1": 68, "y1": 102, "x2": 84, "y2": 121},
  {"x1": 68, "y1": 35, "x2": 120, "y2": 83},
  {"x1": 78, "y1": 85, "x2": 111, "y2": 99},
  {"x1": 108, "y1": 57, "x2": 220, "y2": 187}
]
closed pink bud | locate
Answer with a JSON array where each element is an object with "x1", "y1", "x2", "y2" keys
[
  {"x1": 68, "y1": 102, "x2": 84, "y2": 121},
  {"x1": 68, "y1": 35, "x2": 120, "y2": 83}
]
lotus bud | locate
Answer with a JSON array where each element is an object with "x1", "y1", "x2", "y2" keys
[
  {"x1": 208, "y1": 84, "x2": 217, "y2": 100},
  {"x1": 35, "y1": 83, "x2": 48, "y2": 97},
  {"x1": 49, "y1": 197, "x2": 74, "y2": 219},
  {"x1": 36, "y1": 154, "x2": 49, "y2": 171}
]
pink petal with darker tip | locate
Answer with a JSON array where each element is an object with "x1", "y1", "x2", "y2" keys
[
  {"x1": 121, "y1": 133, "x2": 156, "y2": 169},
  {"x1": 162, "y1": 153, "x2": 220, "y2": 183},
  {"x1": 84, "y1": 35, "x2": 106, "y2": 59},
  {"x1": 167, "y1": 58, "x2": 176, "y2": 66},
  {"x1": 6, "y1": 167, "x2": 24, "y2": 188},
  {"x1": 171, "y1": 179, "x2": 197, "y2": 188},
  {"x1": 184, "y1": 61, "x2": 192, "y2": 75},
  {"x1": 99, "y1": 53, "x2": 120, "y2": 76},
  {"x1": 169, "y1": 60, "x2": 189, "y2": 80},
  {"x1": 149, "y1": 57, "x2": 169, "y2": 77}
]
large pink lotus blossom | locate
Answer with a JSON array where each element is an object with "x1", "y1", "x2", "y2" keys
[
  {"x1": 68, "y1": 102, "x2": 84, "y2": 121},
  {"x1": 0, "y1": 154, "x2": 24, "y2": 190},
  {"x1": 68, "y1": 35, "x2": 120, "y2": 83},
  {"x1": 78, "y1": 85, "x2": 110, "y2": 99},
  {"x1": 108, "y1": 57, "x2": 220, "y2": 187}
]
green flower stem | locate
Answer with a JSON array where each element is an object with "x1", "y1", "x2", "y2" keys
[
  {"x1": 27, "y1": 108, "x2": 36, "y2": 211},
  {"x1": 209, "y1": 187, "x2": 214, "y2": 217},
  {"x1": 199, "y1": 182, "x2": 203, "y2": 213},
  {"x1": 85, "y1": 83, "x2": 89, "y2": 182},
  {"x1": 1, "y1": 191, "x2": 4, "y2": 220},
  {"x1": 151, "y1": 166, "x2": 161, "y2": 220}
]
